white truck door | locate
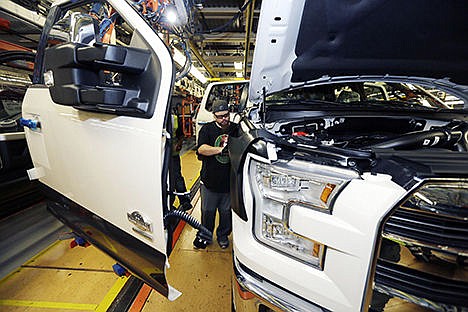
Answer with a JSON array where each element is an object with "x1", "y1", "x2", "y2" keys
[{"x1": 22, "y1": 0, "x2": 179, "y2": 298}]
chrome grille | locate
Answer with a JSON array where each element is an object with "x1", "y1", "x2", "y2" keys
[
  {"x1": 375, "y1": 260, "x2": 468, "y2": 308},
  {"x1": 371, "y1": 179, "x2": 468, "y2": 311},
  {"x1": 384, "y1": 208, "x2": 468, "y2": 250}
]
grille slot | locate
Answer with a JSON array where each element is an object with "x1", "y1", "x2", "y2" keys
[
  {"x1": 375, "y1": 260, "x2": 468, "y2": 307},
  {"x1": 384, "y1": 208, "x2": 468, "y2": 249}
]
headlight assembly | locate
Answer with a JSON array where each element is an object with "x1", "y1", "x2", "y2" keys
[{"x1": 249, "y1": 157, "x2": 358, "y2": 268}]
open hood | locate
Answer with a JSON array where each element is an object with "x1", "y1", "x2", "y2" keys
[{"x1": 249, "y1": 0, "x2": 468, "y2": 102}]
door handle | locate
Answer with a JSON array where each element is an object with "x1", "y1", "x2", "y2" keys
[{"x1": 20, "y1": 118, "x2": 41, "y2": 130}]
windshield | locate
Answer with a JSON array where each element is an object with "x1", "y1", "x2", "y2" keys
[
  {"x1": 206, "y1": 82, "x2": 249, "y2": 112},
  {"x1": 266, "y1": 81, "x2": 466, "y2": 111}
]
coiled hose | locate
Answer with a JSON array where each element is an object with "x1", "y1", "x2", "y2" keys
[{"x1": 164, "y1": 209, "x2": 212, "y2": 241}]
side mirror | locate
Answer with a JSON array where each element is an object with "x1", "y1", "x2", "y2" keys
[
  {"x1": 44, "y1": 42, "x2": 152, "y2": 117},
  {"x1": 70, "y1": 12, "x2": 99, "y2": 44}
]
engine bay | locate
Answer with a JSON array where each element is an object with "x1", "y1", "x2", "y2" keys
[{"x1": 266, "y1": 115, "x2": 468, "y2": 151}]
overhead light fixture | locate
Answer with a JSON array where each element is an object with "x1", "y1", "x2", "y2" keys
[
  {"x1": 173, "y1": 48, "x2": 186, "y2": 65},
  {"x1": 190, "y1": 65, "x2": 208, "y2": 84},
  {"x1": 173, "y1": 49, "x2": 207, "y2": 84},
  {"x1": 164, "y1": 4, "x2": 178, "y2": 24},
  {"x1": 234, "y1": 61, "x2": 243, "y2": 78}
]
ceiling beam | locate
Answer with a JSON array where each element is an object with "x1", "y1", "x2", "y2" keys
[
  {"x1": 199, "y1": 8, "x2": 261, "y2": 15},
  {"x1": 201, "y1": 49, "x2": 250, "y2": 54},
  {"x1": 0, "y1": 39, "x2": 32, "y2": 51},
  {"x1": 243, "y1": 0, "x2": 256, "y2": 78},
  {"x1": 188, "y1": 40, "x2": 217, "y2": 78},
  {"x1": 204, "y1": 55, "x2": 252, "y2": 62},
  {"x1": 213, "y1": 68, "x2": 250, "y2": 73},
  {"x1": 200, "y1": 33, "x2": 256, "y2": 43}
]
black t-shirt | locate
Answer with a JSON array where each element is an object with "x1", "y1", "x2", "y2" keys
[{"x1": 197, "y1": 121, "x2": 239, "y2": 193}]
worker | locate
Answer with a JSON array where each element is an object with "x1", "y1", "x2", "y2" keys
[
  {"x1": 193, "y1": 99, "x2": 238, "y2": 249},
  {"x1": 169, "y1": 106, "x2": 192, "y2": 211}
]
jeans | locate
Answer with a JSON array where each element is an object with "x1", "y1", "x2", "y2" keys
[{"x1": 200, "y1": 184, "x2": 231, "y2": 242}]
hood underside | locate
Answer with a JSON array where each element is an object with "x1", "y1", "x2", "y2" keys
[{"x1": 250, "y1": 0, "x2": 468, "y2": 101}]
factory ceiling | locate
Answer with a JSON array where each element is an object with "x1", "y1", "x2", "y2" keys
[{"x1": 0, "y1": 0, "x2": 261, "y2": 82}]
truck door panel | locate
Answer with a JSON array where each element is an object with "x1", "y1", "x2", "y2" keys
[{"x1": 22, "y1": 0, "x2": 177, "y2": 297}]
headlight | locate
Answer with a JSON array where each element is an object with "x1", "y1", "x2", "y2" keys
[{"x1": 249, "y1": 157, "x2": 358, "y2": 268}]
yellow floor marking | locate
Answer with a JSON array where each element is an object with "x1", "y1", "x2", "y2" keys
[
  {"x1": 0, "y1": 299, "x2": 97, "y2": 310},
  {"x1": 94, "y1": 276, "x2": 129, "y2": 312},
  {"x1": 25, "y1": 239, "x2": 62, "y2": 264},
  {"x1": 24, "y1": 240, "x2": 63, "y2": 266}
]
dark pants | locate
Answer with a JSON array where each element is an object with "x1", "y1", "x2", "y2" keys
[
  {"x1": 200, "y1": 184, "x2": 231, "y2": 242},
  {"x1": 169, "y1": 155, "x2": 190, "y2": 206}
]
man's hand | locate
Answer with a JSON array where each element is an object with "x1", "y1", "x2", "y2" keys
[{"x1": 220, "y1": 146, "x2": 229, "y2": 156}]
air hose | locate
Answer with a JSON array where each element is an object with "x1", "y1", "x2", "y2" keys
[{"x1": 163, "y1": 209, "x2": 212, "y2": 240}]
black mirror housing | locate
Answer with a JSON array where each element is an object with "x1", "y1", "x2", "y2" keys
[{"x1": 44, "y1": 42, "x2": 156, "y2": 117}]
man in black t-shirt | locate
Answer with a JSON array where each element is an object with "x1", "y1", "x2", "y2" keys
[{"x1": 193, "y1": 99, "x2": 238, "y2": 249}]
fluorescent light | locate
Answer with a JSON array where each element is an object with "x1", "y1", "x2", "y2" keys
[
  {"x1": 164, "y1": 5, "x2": 178, "y2": 24},
  {"x1": 173, "y1": 49, "x2": 207, "y2": 84},
  {"x1": 173, "y1": 49, "x2": 186, "y2": 66},
  {"x1": 234, "y1": 61, "x2": 243, "y2": 78},
  {"x1": 190, "y1": 66, "x2": 207, "y2": 84},
  {"x1": 234, "y1": 61, "x2": 243, "y2": 70}
]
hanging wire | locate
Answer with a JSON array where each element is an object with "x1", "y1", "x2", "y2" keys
[
  {"x1": 129, "y1": 0, "x2": 186, "y2": 36},
  {"x1": 198, "y1": 0, "x2": 254, "y2": 34},
  {"x1": 173, "y1": 39, "x2": 192, "y2": 81},
  {"x1": 129, "y1": 0, "x2": 255, "y2": 36},
  {"x1": 128, "y1": 0, "x2": 194, "y2": 77}
]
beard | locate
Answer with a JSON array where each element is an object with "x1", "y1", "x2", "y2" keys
[{"x1": 216, "y1": 119, "x2": 230, "y2": 128}]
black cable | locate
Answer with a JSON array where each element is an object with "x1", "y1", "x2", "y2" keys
[
  {"x1": 163, "y1": 209, "x2": 212, "y2": 239},
  {"x1": 199, "y1": 11, "x2": 210, "y2": 31}
]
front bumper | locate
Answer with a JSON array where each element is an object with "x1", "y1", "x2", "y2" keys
[{"x1": 232, "y1": 257, "x2": 326, "y2": 312}]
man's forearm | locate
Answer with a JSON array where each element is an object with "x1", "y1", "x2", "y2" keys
[{"x1": 198, "y1": 144, "x2": 223, "y2": 156}]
